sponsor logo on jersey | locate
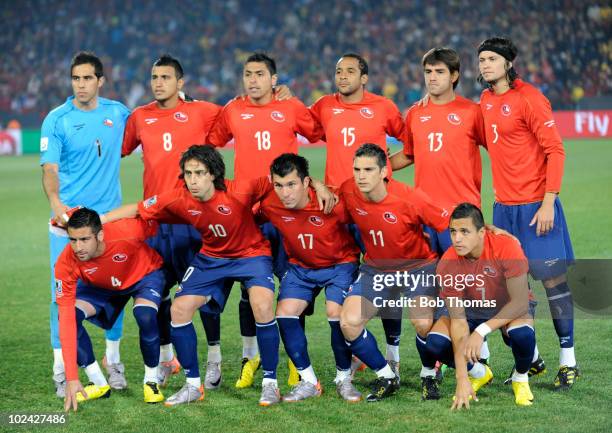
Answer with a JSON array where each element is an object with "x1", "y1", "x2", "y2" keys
[
  {"x1": 281, "y1": 216, "x2": 296, "y2": 222},
  {"x1": 83, "y1": 267, "x2": 98, "y2": 275},
  {"x1": 112, "y1": 253, "x2": 128, "y2": 263},
  {"x1": 383, "y1": 211, "x2": 398, "y2": 224},
  {"x1": 103, "y1": 118, "x2": 114, "y2": 127},
  {"x1": 40, "y1": 136, "x2": 49, "y2": 152},
  {"x1": 356, "y1": 208, "x2": 368, "y2": 216},
  {"x1": 419, "y1": 116, "x2": 431, "y2": 122},
  {"x1": 447, "y1": 113, "x2": 462, "y2": 125},
  {"x1": 174, "y1": 112, "x2": 189, "y2": 122},
  {"x1": 217, "y1": 204, "x2": 232, "y2": 215},
  {"x1": 143, "y1": 195, "x2": 157, "y2": 208},
  {"x1": 332, "y1": 108, "x2": 345, "y2": 115},
  {"x1": 545, "y1": 258, "x2": 560, "y2": 267},
  {"x1": 485, "y1": 104, "x2": 493, "y2": 111},
  {"x1": 501, "y1": 104, "x2": 512, "y2": 116},
  {"x1": 55, "y1": 280, "x2": 63, "y2": 297},
  {"x1": 144, "y1": 118, "x2": 158, "y2": 125},
  {"x1": 483, "y1": 266, "x2": 497, "y2": 277},
  {"x1": 271, "y1": 111, "x2": 285, "y2": 122},
  {"x1": 241, "y1": 113, "x2": 254, "y2": 120},
  {"x1": 360, "y1": 107, "x2": 374, "y2": 119},
  {"x1": 73, "y1": 123, "x2": 85, "y2": 131},
  {"x1": 544, "y1": 120, "x2": 556, "y2": 128},
  {"x1": 308, "y1": 215, "x2": 324, "y2": 226},
  {"x1": 188, "y1": 209, "x2": 202, "y2": 216}
]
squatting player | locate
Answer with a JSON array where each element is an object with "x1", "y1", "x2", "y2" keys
[
  {"x1": 41, "y1": 51, "x2": 130, "y2": 397},
  {"x1": 57, "y1": 208, "x2": 167, "y2": 412},
  {"x1": 477, "y1": 37, "x2": 578, "y2": 389}
]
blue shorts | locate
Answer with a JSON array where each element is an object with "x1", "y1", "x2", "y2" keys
[
  {"x1": 177, "y1": 254, "x2": 275, "y2": 314},
  {"x1": 423, "y1": 225, "x2": 452, "y2": 256},
  {"x1": 77, "y1": 269, "x2": 165, "y2": 329},
  {"x1": 260, "y1": 222, "x2": 289, "y2": 278},
  {"x1": 493, "y1": 198, "x2": 575, "y2": 280},
  {"x1": 146, "y1": 223, "x2": 201, "y2": 295},
  {"x1": 279, "y1": 262, "x2": 359, "y2": 305},
  {"x1": 466, "y1": 300, "x2": 538, "y2": 330}
]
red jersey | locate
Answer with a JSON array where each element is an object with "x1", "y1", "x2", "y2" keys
[
  {"x1": 340, "y1": 178, "x2": 449, "y2": 270},
  {"x1": 438, "y1": 231, "x2": 531, "y2": 308},
  {"x1": 259, "y1": 188, "x2": 360, "y2": 268},
  {"x1": 122, "y1": 99, "x2": 221, "y2": 198},
  {"x1": 480, "y1": 79, "x2": 565, "y2": 204},
  {"x1": 404, "y1": 95, "x2": 485, "y2": 209},
  {"x1": 310, "y1": 91, "x2": 406, "y2": 188},
  {"x1": 207, "y1": 96, "x2": 322, "y2": 181},
  {"x1": 55, "y1": 218, "x2": 163, "y2": 381},
  {"x1": 137, "y1": 178, "x2": 272, "y2": 258}
]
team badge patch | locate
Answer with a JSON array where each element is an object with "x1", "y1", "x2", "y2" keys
[
  {"x1": 103, "y1": 118, "x2": 114, "y2": 127},
  {"x1": 174, "y1": 112, "x2": 189, "y2": 122},
  {"x1": 271, "y1": 111, "x2": 285, "y2": 122},
  {"x1": 360, "y1": 107, "x2": 374, "y2": 119},
  {"x1": 501, "y1": 104, "x2": 512, "y2": 116},
  {"x1": 143, "y1": 195, "x2": 157, "y2": 208},
  {"x1": 112, "y1": 253, "x2": 128, "y2": 263},
  {"x1": 383, "y1": 211, "x2": 398, "y2": 224},
  {"x1": 447, "y1": 113, "x2": 461, "y2": 125},
  {"x1": 483, "y1": 266, "x2": 497, "y2": 277},
  {"x1": 217, "y1": 205, "x2": 232, "y2": 215},
  {"x1": 55, "y1": 279, "x2": 63, "y2": 298},
  {"x1": 308, "y1": 215, "x2": 324, "y2": 226}
]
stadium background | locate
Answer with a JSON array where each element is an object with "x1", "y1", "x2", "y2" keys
[{"x1": 0, "y1": 1, "x2": 611, "y2": 432}]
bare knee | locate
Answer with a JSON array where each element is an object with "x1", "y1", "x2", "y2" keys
[{"x1": 412, "y1": 318, "x2": 433, "y2": 337}]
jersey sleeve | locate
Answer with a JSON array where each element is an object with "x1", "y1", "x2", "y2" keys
[
  {"x1": 137, "y1": 191, "x2": 186, "y2": 224},
  {"x1": 473, "y1": 105, "x2": 487, "y2": 149},
  {"x1": 121, "y1": 113, "x2": 140, "y2": 156},
  {"x1": 522, "y1": 90, "x2": 565, "y2": 193},
  {"x1": 308, "y1": 98, "x2": 327, "y2": 142},
  {"x1": 206, "y1": 104, "x2": 233, "y2": 148},
  {"x1": 39, "y1": 113, "x2": 64, "y2": 165},
  {"x1": 409, "y1": 186, "x2": 450, "y2": 232},
  {"x1": 385, "y1": 100, "x2": 408, "y2": 145},
  {"x1": 403, "y1": 106, "x2": 416, "y2": 157},
  {"x1": 54, "y1": 249, "x2": 80, "y2": 381},
  {"x1": 498, "y1": 236, "x2": 529, "y2": 279},
  {"x1": 293, "y1": 98, "x2": 324, "y2": 143},
  {"x1": 201, "y1": 103, "x2": 223, "y2": 142},
  {"x1": 230, "y1": 176, "x2": 274, "y2": 205}
]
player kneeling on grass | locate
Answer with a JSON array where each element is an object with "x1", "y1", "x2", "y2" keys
[
  {"x1": 56, "y1": 208, "x2": 166, "y2": 412},
  {"x1": 433, "y1": 203, "x2": 538, "y2": 408},
  {"x1": 259, "y1": 153, "x2": 362, "y2": 402}
]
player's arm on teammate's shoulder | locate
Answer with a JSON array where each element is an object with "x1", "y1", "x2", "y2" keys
[
  {"x1": 391, "y1": 105, "x2": 415, "y2": 171},
  {"x1": 310, "y1": 178, "x2": 338, "y2": 214},
  {"x1": 446, "y1": 300, "x2": 477, "y2": 409},
  {"x1": 389, "y1": 150, "x2": 413, "y2": 170},
  {"x1": 121, "y1": 113, "x2": 140, "y2": 157},
  {"x1": 100, "y1": 203, "x2": 139, "y2": 224},
  {"x1": 273, "y1": 84, "x2": 293, "y2": 100},
  {"x1": 42, "y1": 163, "x2": 70, "y2": 226},
  {"x1": 485, "y1": 224, "x2": 520, "y2": 244}
]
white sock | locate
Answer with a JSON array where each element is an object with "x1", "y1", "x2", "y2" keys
[
  {"x1": 386, "y1": 344, "x2": 400, "y2": 362},
  {"x1": 468, "y1": 362, "x2": 486, "y2": 379},
  {"x1": 262, "y1": 378, "x2": 278, "y2": 386},
  {"x1": 420, "y1": 366, "x2": 436, "y2": 378},
  {"x1": 480, "y1": 340, "x2": 490, "y2": 360},
  {"x1": 159, "y1": 344, "x2": 174, "y2": 363},
  {"x1": 532, "y1": 345, "x2": 540, "y2": 363},
  {"x1": 376, "y1": 364, "x2": 396, "y2": 379},
  {"x1": 207, "y1": 344, "x2": 222, "y2": 363},
  {"x1": 242, "y1": 336, "x2": 258, "y2": 359},
  {"x1": 298, "y1": 365, "x2": 317, "y2": 385},
  {"x1": 105, "y1": 339, "x2": 121, "y2": 364},
  {"x1": 144, "y1": 365, "x2": 158, "y2": 384},
  {"x1": 85, "y1": 361, "x2": 108, "y2": 387},
  {"x1": 53, "y1": 348, "x2": 64, "y2": 374},
  {"x1": 512, "y1": 370, "x2": 529, "y2": 383},
  {"x1": 186, "y1": 377, "x2": 201, "y2": 389},
  {"x1": 560, "y1": 347, "x2": 576, "y2": 367},
  {"x1": 334, "y1": 368, "x2": 351, "y2": 384}
]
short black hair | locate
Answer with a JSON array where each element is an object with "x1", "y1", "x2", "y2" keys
[
  {"x1": 153, "y1": 54, "x2": 184, "y2": 79},
  {"x1": 477, "y1": 36, "x2": 519, "y2": 88},
  {"x1": 339, "y1": 53, "x2": 369, "y2": 76},
  {"x1": 67, "y1": 208, "x2": 102, "y2": 234},
  {"x1": 450, "y1": 202, "x2": 485, "y2": 230},
  {"x1": 422, "y1": 47, "x2": 460, "y2": 89},
  {"x1": 270, "y1": 153, "x2": 310, "y2": 181},
  {"x1": 245, "y1": 52, "x2": 276, "y2": 75},
  {"x1": 71, "y1": 51, "x2": 104, "y2": 78},
  {"x1": 179, "y1": 144, "x2": 226, "y2": 191},
  {"x1": 354, "y1": 143, "x2": 387, "y2": 169}
]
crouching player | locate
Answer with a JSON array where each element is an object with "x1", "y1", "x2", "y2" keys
[
  {"x1": 56, "y1": 208, "x2": 166, "y2": 412},
  {"x1": 434, "y1": 203, "x2": 537, "y2": 408},
  {"x1": 260, "y1": 153, "x2": 361, "y2": 402}
]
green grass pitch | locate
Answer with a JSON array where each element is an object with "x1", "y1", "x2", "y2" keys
[{"x1": 0, "y1": 140, "x2": 610, "y2": 433}]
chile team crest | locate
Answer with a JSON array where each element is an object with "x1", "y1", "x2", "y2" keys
[
  {"x1": 309, "y1": 215, "x2": 324, "y2": 226},
  {"x1": 360, "y1": 107, "x2": 374, "y2": 119},
  {"x1": 383, "y1": 211, "x2": 398, "y2": 224},
  {"x1": 174, "y1": 111, "x2": 189, "y2": 122},
  {"x1": 271, "y1": 111, "x2": 285, "y2": 122},
  {"x1": 112, "y1": 253, "x2": 128, "y2": 263},
  {"x1": 483, "y1": 266, "x2": 497, "y2": 277},
  {"x1": 217, "y1": 205, "x2": 232, "y2": 215},
  {"x1": 447, "y1": 113, "x2": 461, "y2": 125},
  {"x1": 501, "y1": 104, "x2": 512, "y2": 117}
]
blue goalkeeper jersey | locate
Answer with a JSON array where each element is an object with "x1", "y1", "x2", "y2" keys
[{"x1": 40, "y1": 96, "x2": 130, "y2": 213}]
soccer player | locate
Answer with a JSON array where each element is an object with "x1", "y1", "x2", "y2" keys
[
  {"x1": 310, "y1": 52, "x2": 407, "y2": 379},
  {"x1": 41, "y1": 52, "x2": 130, "y2": 397},
  {"x1": 259, "y1": 153, "x2": 362, "y2": 402},
  {"x1": 339, "y1": 143, "x2": 449, "y2": 402},
  {"x1": 433, "y1": 203, "x2": 538, "y2": 407},
  {"x1": 57, "y1": 208, "x2": 166, "y2": 412},
  {"x1": 477, "y1": 37, "x2": 578, "y2": 389},
  {"x1": 122, "y1": 54, "x2": 222, "y2": 389},
  {"x1": 207, "y1": 52, "x2": 323, "y2": 388}
]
